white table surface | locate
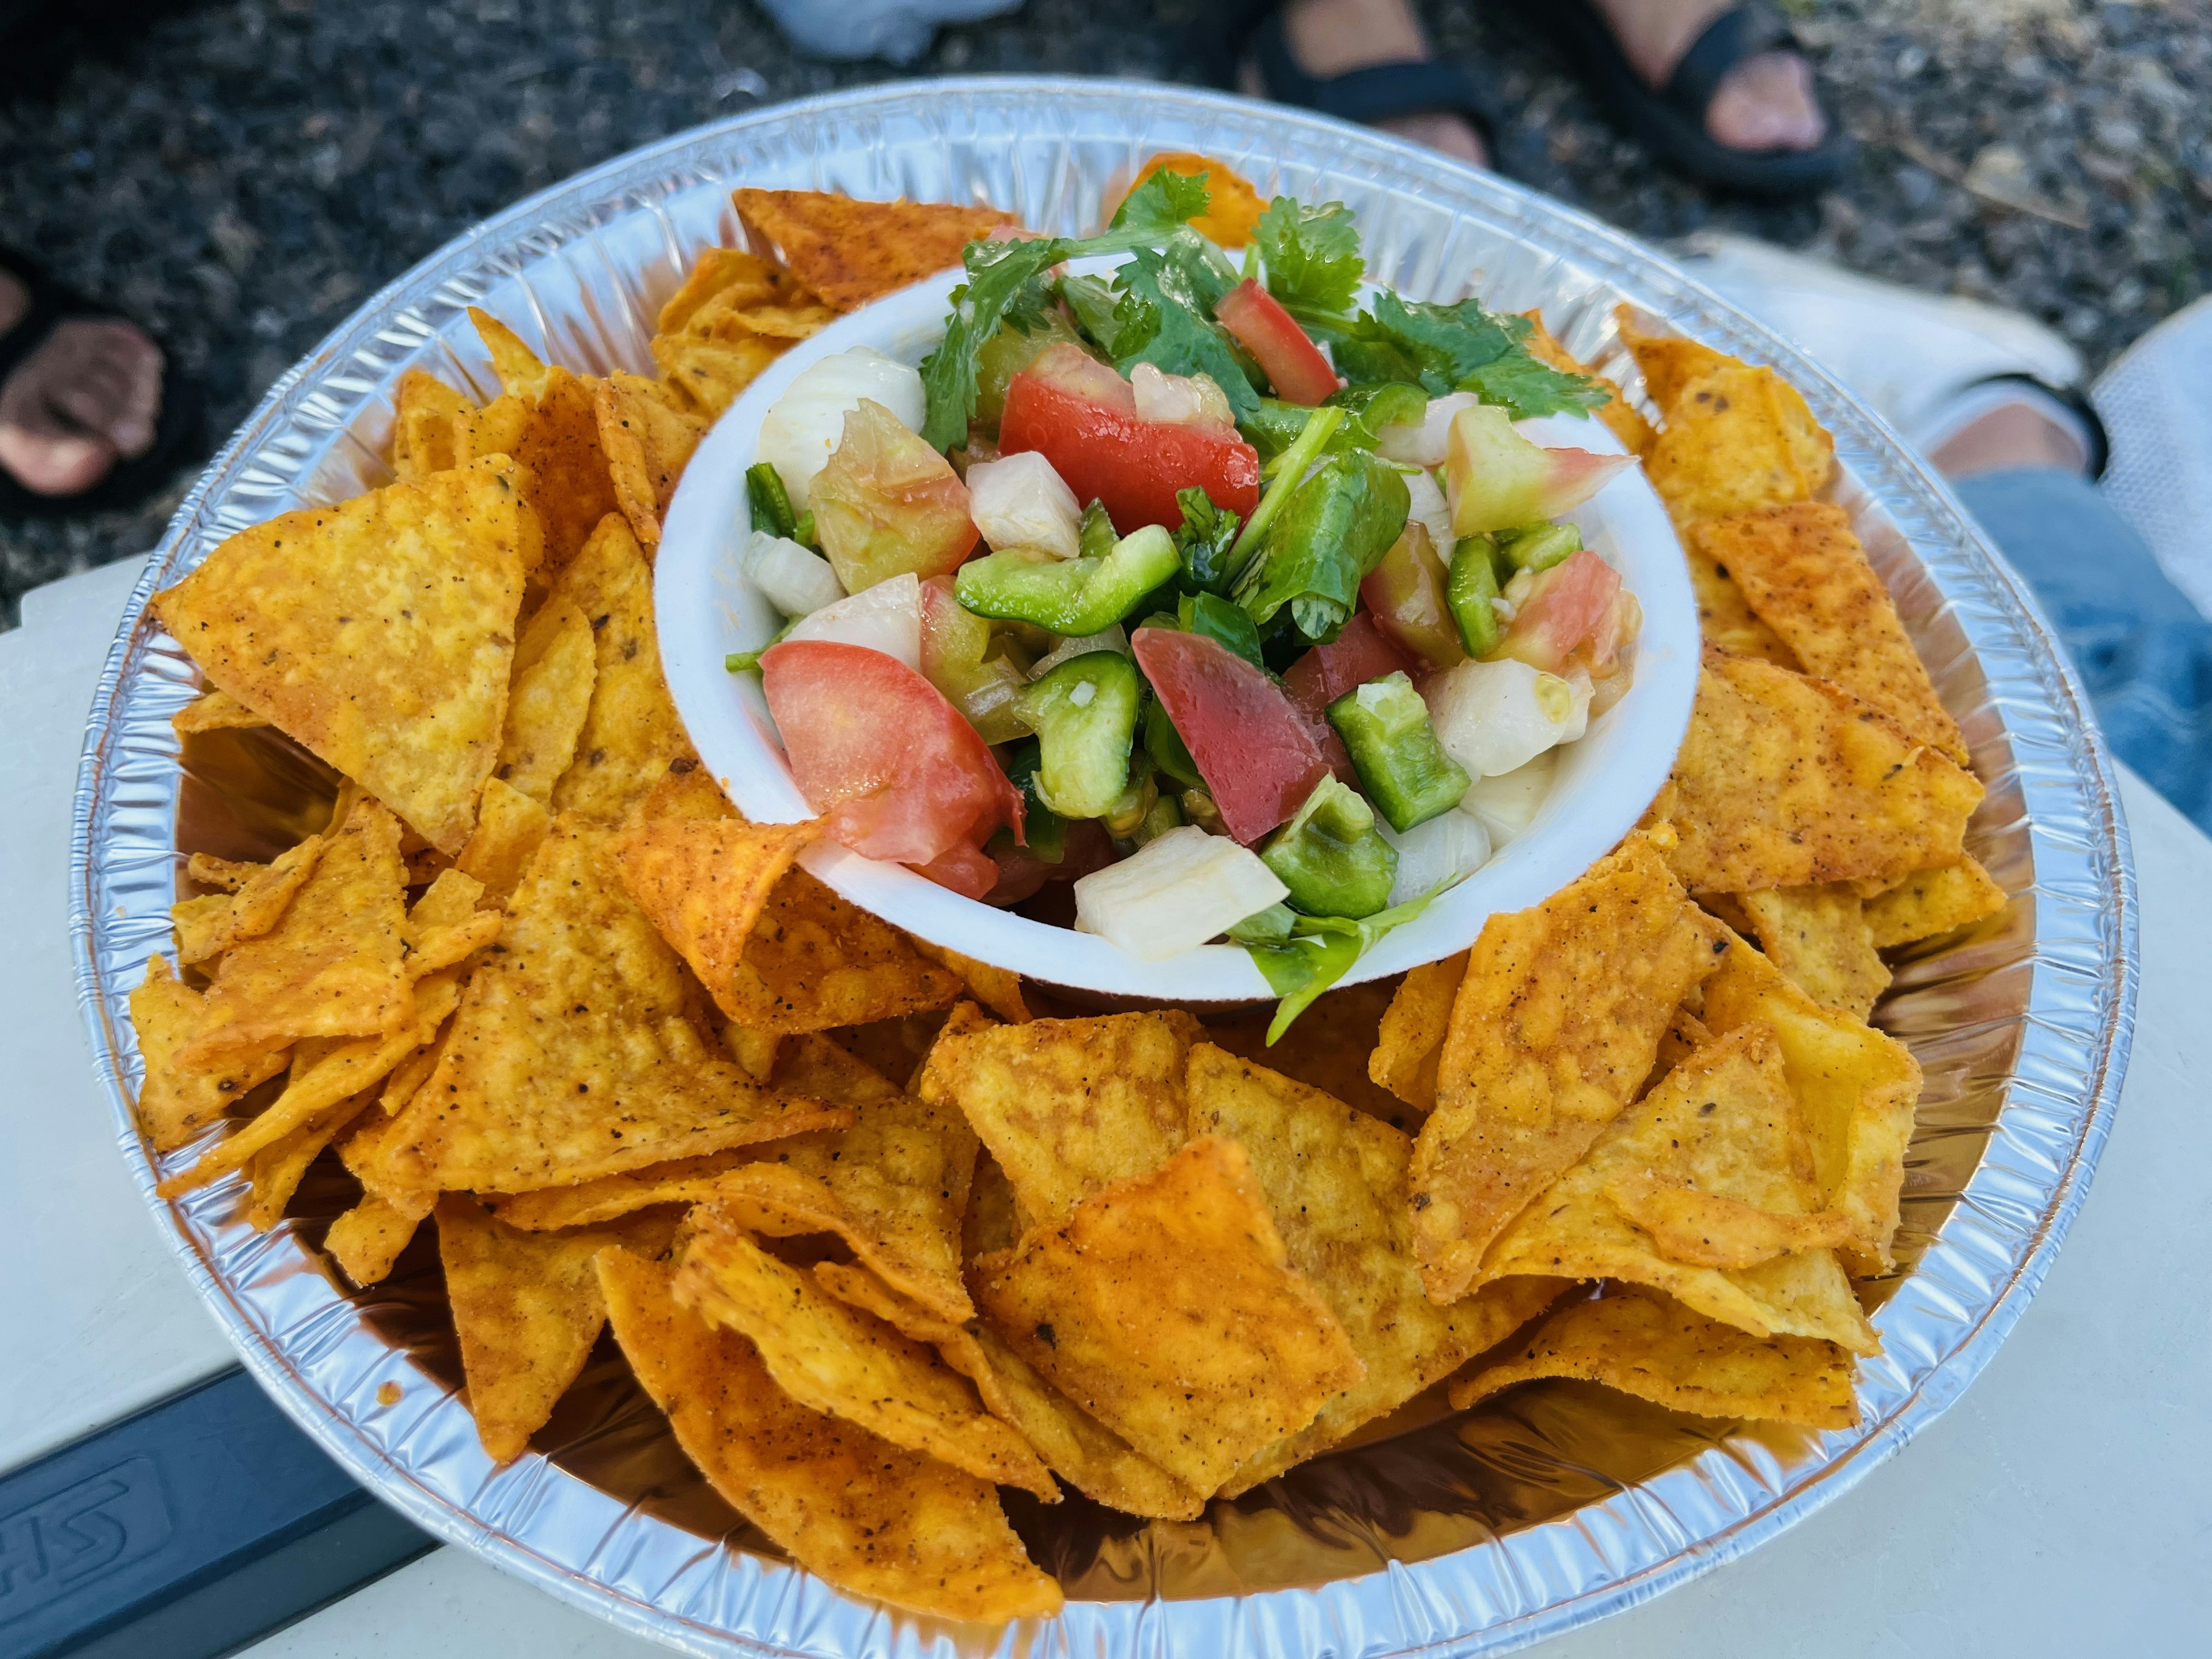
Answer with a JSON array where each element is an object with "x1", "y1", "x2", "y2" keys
[{"x1": 6, "y1": 559, "x2": 2203, "y2": 1657}]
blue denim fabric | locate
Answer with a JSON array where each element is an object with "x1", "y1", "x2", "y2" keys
[{"x1": 1957, "y1": 467, "x2": 2212, "y2": 832}]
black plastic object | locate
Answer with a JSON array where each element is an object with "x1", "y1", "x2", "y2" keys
[{"x1": 0, "y1": 1368, "x2": 434, "y2": 1659}]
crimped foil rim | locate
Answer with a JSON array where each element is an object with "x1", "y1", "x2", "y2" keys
[{"x1": 69, "y1": 78, "x2": 2135, "y2": 1658}]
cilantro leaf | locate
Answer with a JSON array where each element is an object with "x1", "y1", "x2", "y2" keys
[
  {"x1": 1108, "y1": 244, "x2": 1260, "y2": 421},
  {"x1": 1171, "y1": 487, "x2": 1243, "y2": 594},
  {"x1": 1253, "y1": 196, "x2": 1365, "y2": 313},
  {"x1": 1460, "y1": 351, "x2": 1613, "y2": 419},
  {"x1": 1315, "y1": 291, "x2": 1609, "y2": 420},
  {"x1": 1108, "y1": 168, "x2": 1213, "y2": 238}
]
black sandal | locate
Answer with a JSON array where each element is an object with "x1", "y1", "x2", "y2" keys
[
  {"x1": 1492, "y1": 0, "x2": 1851, "y2": 196},
  {"x1": 0, "y1": 246, "x2": 204, "y2": 524}
]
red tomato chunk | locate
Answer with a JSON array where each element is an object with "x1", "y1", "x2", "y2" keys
[
  {"x1": 1001, "y1": 361, "x2": 1260, "y2": 533},
  {"x1": 1132, "y1": 627, "x2": 1331, "y2": 844},
  {"x1": 1214, "y1": 279, "x2": 1340, "y2": 407}
]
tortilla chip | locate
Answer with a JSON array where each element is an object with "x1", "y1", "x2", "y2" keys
[
  {"x1": 1700, "y1": 932, "x2": 1922, "y2": 1274},
  {"x1": 1207, "y1": 974, "x2": 1412, "y2": 1127},
  {"x1": 177, "y1": 798, "x2": 413, "y2": 1068},
  {"x1": 1186, "y1": 1045, "x2": 1566, "y2": 1494},
  {"x1": 645, "y1": 245, "x2": 838, "y2": 416},
  {"x1": 1693, "y1": 503, "x2": 1967, "y2": 763},
  {"x1": 908, "y1": 941, "x2": 1030, "y2": 1025},
  {"x1": 1863, "y1": 856, "x2": 2008, "y2": 949},
  {"x1": 1476, "y1": 1023, "x2": 1878, "y2": 1353},
  {"x1": 972, "y1": 1134, "x2": 1363, "y2": 1495},
  {"x1": 325, "y1": 1195, "x2": 423, "y2": 1287},
  {"x1": 437, "y1": 1195, "x2": 676, "y2": 1462},
  {"x1": 1688, "y1": 545, "x2": 1800, "y2": 666},
  {"x1": 732, "y1": 188, "x2": 1020, "y2": 312},
  {"x1": 169, "y1": 834, "x2": 323, "y2": 967},
  {"x1": 597, "y1": 1248, "x2": 1060, "y2": 1621},
  {"x1": 918, "y1": 1009, "x2": 1201, "y2": 1226},
  {"x1": 1649, "y1": 647, "x2": 1985, "y2": 895},
  {"x1": 154, "y1": 456, "x2": 535, "y2": 854},
  {"x1": 480, "y1": 1145, "x2": 793, "y2": 1232},
  {"x1": 1411, "y1": 837, "x2": 1729, "y2": 1302},
  {"x1": 1645, "y1": 363, "x2": 1834, "y2": 526},
  {"x1": 455, "y1": 309, "x2": 619, "y2": 573},
  {"x1": 544, "y1": 514, "x2": 698, "y2": 825},
  {"x1": 457, "y1": 777, "x2": 551, "y2": 906},
  {"x1": 1521, "y1": 311, "x2": 1654, "y2": 454},
  {"x1": 1616, "y1": 309, "x2": 1737, "y2": 418},
  {"x1": 593, "y1": 372, "x2": 706, "y2": 550},
  {"x1": 655, "y1": 246, "x2": 790, "y2": 336},
  {"x1": 245, "y1": 1081, "x2": 376, "y2": 1230},
  {"x1": 963, "y1": 1147, "x2": 1021, "y2": 1260},
  {"x1": 675, "y1": 1221, "x2": 1055, "y2": 1497},
  {"x1": 1648, "y1": 1005, "x2": 1716, "y2": 1093},
  {"x1": 469, "y1": 310, "x2": 554, "y2": 401},
  {"x1": 497, "y1": 598, "x2": 597, "y2": 805},
  {"x1": 392, "y1": 368, "x2": 474, "y2": 481},
  {"x1": 382, "y1": 816, "x2": 846, "y2": 1194},
  {"x1": 703, "y1": 1032, "x2": 978, "y2": 1322},
  {"x1": 130, "y1": 957, "x2": 289, "y2": 1152},
  {"x1": 1738, "y1": 885, "x2": 1891, "y2": 1020},
  {"x1": 1123, "y1": 153, "x2": 1266, "y2": 247},
  {"x1": 172, "y1": 687, "x2": 269, "y2": 734},
  {"x1": 1449, "y1": 1283, "x2": 1859, "y2": 1429},
  {"x1": 720, "y1": 866, "x2": 964, "y2": 1033},
  {"x1": 1369, "y1": 951, "x2": 1466, "y2": 1113},
  {"x1": 606, "y1": 816, "x2": 823, "y2": 1022},
  {"x1": 650, "y1": 332, "x2": 791, "y2": 419}
]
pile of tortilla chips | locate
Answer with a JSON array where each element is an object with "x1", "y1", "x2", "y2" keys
[{"x1": 127, "y1": 172, "x2": 1998, "y2": 1625}]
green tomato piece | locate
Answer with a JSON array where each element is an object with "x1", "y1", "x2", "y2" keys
[
  {"x1": 1326, "y1": 671, "x2": 1472, "y2": 832},
  {"x1": 1011, "y1": 651, "x2": 1142, "y2": 820},
  {"x1": 1259, "y1": 775, "x2": 1398, "y2": 919},
  {"x1": 998, "y1": 738, "x2": 1067, "y2": 862}
]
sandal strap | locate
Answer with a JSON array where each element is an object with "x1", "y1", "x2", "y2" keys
[
  {"x1": 1663, "y1": 3, "x2": 1798, "y2": 120},
  {"x1": 1252, "y1": 14, "x2": 1498, "y2": 137}
]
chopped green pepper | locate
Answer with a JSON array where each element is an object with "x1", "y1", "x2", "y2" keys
[
  {"x1": 957, "y1": 525, "x2": 1181, "y2": 637},
  {"x1": 1100, "y1": 757, "x2": 1159, "y2": 839},
  {"x1": 998, "y1": 739, "x2": 1067, "y2": 862},
  {"x1": 1144, "y1": 696, "x2": 1205, "y2": 789},
  {"x1": 975, "y1": 309, "x2": 1086, "y2": 427},
  {"x1": 1327, "y1": 671, "x2": 1472, "y2": 831},
  {"x1": 1078, "y1": 498, "x2": 1116, "y2": 560},
  {"x1": 1131, "y1": 792, "x2": 1185, "y2": 847},
  {"x1": 1011, "y1": 651, "x2": 1141, "y2": 820},
  {"x1": 792, "y1": 509, "x2": 818, "y2": 550},
  {"x1": 746, "y1": 463, "x2": 798, "y2": 540},
  {"x1": 1446, "y1": 534, "x2": 1503, "y2": 657},
  {"x1": 1259, "y1": 775, "x2": 1398, "y2": 919},
  {"x1": 725, "y1": 616, "x2": 798, "y2": 674},
  {"x1": 1497, "y1": 522, "x2": 1581, "y2": 574}
]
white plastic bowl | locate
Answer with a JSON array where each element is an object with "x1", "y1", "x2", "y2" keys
[{"x1": 655, "y1": 268, "x2": 1697, "y2": 1001}]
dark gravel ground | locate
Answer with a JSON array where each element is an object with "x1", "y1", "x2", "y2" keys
[{"x1": 1, "y1": 0, "x2": 2207, "y2": 624}]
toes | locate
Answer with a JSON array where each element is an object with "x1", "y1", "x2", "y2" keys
[
  {"x1": 0, "y1": 422, "x2": 118, "y2": 497},
  {"x1": 1374, "y1": 112, "x2": 1488, "y2": 169},
  {"x1": 26, "y1": 322, "x2": 165, "y2": 457},
  {"x1": 1707, "y1": 52, "x2": 1826, "y2": 154}
]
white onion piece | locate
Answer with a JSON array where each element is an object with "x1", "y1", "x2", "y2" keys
[
  {"x1": 756, "y1": 347, "x2": 925, "y2": 510},
  {"x1": 1072, "y1": 826, "x2": 1288, "y2": 960},
  {"x1": 1423, "y1": 657, "x2": 1592, "y2": 778},
  {"x1": 744, "y1": 530, "x2": 844, "y2": 618},
  {"x1": 1458, "y1": 749, "x2": 1558, "y2": 847},
  {"x1": 777, "y1": 570, "x2": 922, "y2": 672},
  {"x1": 1376, "y1": 390, "x2": 1477, "y2": 467},
  {"x1": 1377, "y1": 809, "x2": 1491, "y2": 906},
  {"x1": 1397, "y1": 464, "x2": 1454, "y2": 555},
  {"x1": 965, "y1": 451, "x2": 1083, "y2": 559},
  {"x1": 1131, "y1": 362, "x2": 1235, "y2": 427}
]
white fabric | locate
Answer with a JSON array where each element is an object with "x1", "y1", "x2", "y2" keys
[
  {"x1": 2093, "y1": 293, "x2": 2212, "y2": 622},
  {"x1": 754, "y1": 0, "x2": 1023, "y2": 64}
]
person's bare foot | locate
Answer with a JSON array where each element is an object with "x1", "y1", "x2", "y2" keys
[
  {"x1": 0, "y1": 267, "x2": 165, "y2": 499},
  {"x1": 1589, "y1": 0, "x2": 1825, "y2": 153},
  {"x1": 1247, "y1": 0, "x2": 1488, "y2": 166},
  {"x1": 1930, "y1": 402, "x2": 2089, "y2": 482}
]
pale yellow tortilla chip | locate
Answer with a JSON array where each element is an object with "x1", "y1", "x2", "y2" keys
[
  {"x1": 1206, "y1": 973, "x2": 1412, "y2": 1127},
  {"x1": 1687, "y1": 544, "x2": 1800, "y2": 666},
  {"x1": 597, "y1": 1247, "x2": 1061, "y2": 1622},
  {"x1": 1369, "y1": 952, "x2": 1467, "y2": 1114},
  {"x1": 1476, "y1": 1022, "x2": 1878, "y2": 1354},
  {"x1": 1411, "y1": 837, "x2": 1729, "y2": 1303},
  {"x1": 1863, "y1": 856, "x2": 2008, "y2": 949},
  {"x1": 169, "y1": 832, "x2": 323, "y2": 967},
  {"x1": 391, "y1": 367, "x2": 474, "y2": 481},
  {"x1": 497, "y1": 598, "x2": 597, "y2": 804},
  {"x1": 153, "y1": 456, "x2": 536, "y2": 854},
  {"x1": 381, "y1": 816, "x2": 847, "y2": 1194},
  {"x1": 675, "y1": 1221, "x2": 1056, "y2": 1497},
  {"x1": 544, "y1": 514, "x2": 699, "y2": 825},
  {"x1": 732, "y1": 188, "x2": 1019, "y2": 313},
  {"x1": 177, "y1": 798, "x2": 414, "y2": 1068},
  {"x1": 1186, "y1": 1044, "x2": 1566, "y2": 1494},
  {"x1": 438, "y1": 1195, "x2": 677, "y2": 1463},
  {"x1": 1521, "y1": 310, "x2": 1653, "y2": 454},
  {"x1": 325, "y1": 1194, "x2": 423, "y2": 1287},
  {"x1": 593, "y1": 372, "x2": 706, "y2": 550},
  {"x1": 909, "y1": 941, "x2": 1031, "y2": 1025},
  {"x1": 1693, "y1": 502, "x2": 1968, "y2": 764},
  {"x1": 1615, "y1": 309, "x2": 1738, "y2": 418},
  {"x1": 129, "y1": 957, "x2": 288, "y2": 1152},
  {"x1": 918, "y1": 1009, "x2": 1201, "y2": 1225},
  {"x1": 1700, "y1": 931, "x2": 1923, "y2": 1274},
  {"x1": 1647, "y1": 647, "x2": 1985, "y2": 895},
  {"x1": 1739, "y1": 885, "x2": 1892, "y2": 1020},
  {"x1": 972, "y1": 1134, "x2": 1363, "y2": 1496},
  {"x1": 1448, "y1": 1283, "x2": 1859, "y2": 1429},
  {"x1": 721, "y1": 865, "x2": 965, "y2": 1033},
  {"x1": 457, "y1": 777, "x2": 551, "y2": 906},
  {"x1": 244, "y1": 1082, "x2": 376, "y2": 1231},
  {"x1": 1645, "y1": 362, "x2": 1835, "y2": 526},
  {"x1": 172, "y1": 687, "x2": 270, "y2": 734}
]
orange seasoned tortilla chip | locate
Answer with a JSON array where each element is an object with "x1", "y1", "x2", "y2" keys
[
  {"x1": 1863, "y1": 855, "x2": 2008, "y2": 949},
  {"x1": 704, "y1": 1032, "x2": 977, "y2": 1321},
  {"x1": 1693, "y1": 503, "x2": 1968, "y2": 763},
  {"x1": 1411, "y1": 838, "x2": 1729, "y2": 1302},
  {"x1": 382, "y1": 816, "x2": 846, "y2": 1194},
  {"x1": 1369, "y1": 951, "x2": 1466, "y2": 1113},
  {"x1": 598, "y1": 1248, "x2": 1060, "y2": 1622},
  {"x1": 1737, "y1": 884, "x2": 1890, "y2": 1020},
  {"x1": 815, "y1": 1260, "x2": 1204, "y2": 1520},
  {"x1": 480, "y1": 1142, "x2": 824, "y2": 1232},
  {"x1": 1615, "y1": 308, "x2": 1737, "y2": 418},
  {"x1": 1122, "y1": 153, "x2": 1266, "y2": 247},
  {"x1": 1687, "y1": 544, "x2": 1800, "y2": 666},
  {"x1": 1476, "y1": 1023, "x2": 1878, "y2": 1353},
  {"x1": 392, "y1": 367, "x2": 474, "y2": 481},
  {"x1": 438, "y1": 1195, "x2": 676, "y2": 1463},
  {"x1": 172, "y1": 687, "x2": 269, "y2": 734},
  {"x1": 177, "y1": 799, "x2": 413, "y2": 1067},
  {"x1": 645, "y1": 246, "x2": 838, "y2": 416},
  {"x1": 732, "y1": 188, "x2": 1019, "y2": 312},
  {"x1": 908, "y1": 941, "x2": 1030, "y2": 1025},
  {"x1": 1187, "y1": 1046, "x2": 1566, "y2": 1493},
  {"x1": 324, "y1": 1194, "x2": 423, "y2": 1287},
  {"x1": 244, "y1": 1080, "x2": 375, "y2": 1230},
  {"x1": 676, "y1": 1221, "x2": 1055, "y2": 1497},
  {"x1": 917, "y1": 1009, "x2": 1200, "y2": 1225},
  {"x1": 544, "y1": 515, "x2": 699, "y2": 824},
  {"x1": 593, "y1": 372, "x2": 706, "y2": 549},
  {"x1": 972, "y1": 1135, "x2": 1363, "y2": 1495},
  {"x1": 650, "y1": 332, "x2": 791, "y2": 419},
  {"x1": 1521, "y1": 311, "x2": 1654, "y2": 454},
  {"x1": 184, "y1": 853, "x2": 262, "y2": 892},
  {"x1": 721, "y1": 866, "x2": 964, "y2": 1033},
  {"x1": 129, "y1": 957, "x2": 288, "y2": 1152},
  {"x1": 154, "y1": 456, "x2": 535, "y2": 854},
  {"x1": 463, "y1": 309, "x2": 616, "y2": 573},
  {"x1": 1206, "y1": 974, "x2": 1411, "y2": 1127},
  {"x1": 1449, "y1": 1283, "x2": 1859, "y2": 1428},
  {"x1": 1645, "y1": 363, "x2": 1834, "y2": 526},
  {"x1": 1700, "y1": 931, "x2": 1922, "y2": 1274},
  {"x1": 606, "y1": 816, "x2": 823, "y2": 1022},
  {"x1": 497, "y1": 597, "x2": 597, "y2": 804},
  {"x1": 457, "y1": 777, "x2": 550, "y2": 906},
  {"x1": 1649, "y1": 647, "x2": 1984, "y2": 895},
  {"x1": 469, "y1": 310, "x2": 555, "y2": 401},
  {"x1": 169, "y1": 833, "x2": 323, "y2": 966},
  {"x1": 655, "y1": 246, "x2": 790, "y2": 336}
]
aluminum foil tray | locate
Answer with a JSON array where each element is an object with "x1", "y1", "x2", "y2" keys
[{"x1": 69, "y1": 79, "x2": 2137, "y2": 1658}]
